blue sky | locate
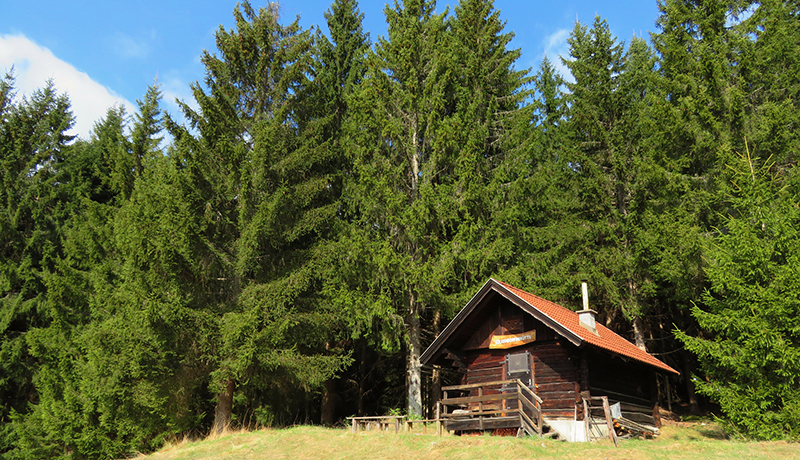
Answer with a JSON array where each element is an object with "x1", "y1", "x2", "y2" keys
[{"x1": 1, "y1": 1, "x2": 662, "y2": 139}]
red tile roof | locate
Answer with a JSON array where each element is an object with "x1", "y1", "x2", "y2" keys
[{"x1": 495, "y1": 280, "x2": 678, "y2": 374}]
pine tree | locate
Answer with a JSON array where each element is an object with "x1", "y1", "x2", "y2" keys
[
  {"x1": 344, "y1": 0, "x2": 449, "y2": 418},
  {"x1": 676, "y1": 145, "x2": 800, "y2": 440},
  {"x1": 651, "y1": 0, "x2": 748, "y2": 176},
  {"x1": 313, "y1": 0, "x2": 371, "y2": 424},
  {"x1": 550, "y1": 16, "x2": 651, "y2": 337},
  {"x1": 649, "y1": 0, "x2": 756, "y2": 412},
  {"x1": 342, "y1": 0, "x2": 528, "y2": 416},
  {"x1": 739, "y1": 0, "x2": 800, "y2": 169},
  {"x1": 0, "y1": 77, "x2": 76, "y2": 454},
  {"x1": 162, "y1": 1, "x2": 352, "y2": 431},
  {"x1": 444, "y1": 0, "x2": 530, "y2": 295},
  {"x1": 7, "y1": 86, "x2": 183, "y2": 459}
]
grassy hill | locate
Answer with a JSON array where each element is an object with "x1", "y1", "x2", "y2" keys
[{"x1": 140, "y1": 421, "x2": 799, "y2": 460}]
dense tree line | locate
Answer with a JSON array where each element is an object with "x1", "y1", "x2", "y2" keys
[{"x1": 1, "y1": 0, "x2": 798, "y2": 457}]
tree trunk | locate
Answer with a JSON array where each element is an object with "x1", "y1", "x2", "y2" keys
[
  {"x1": 407, "y1": 293, "x2": 423, "y2": 418},
  {"x1": 321, "y1": 341, "x2": 337, "y2": 425},
  {"x1": 212, "y1": 378, "x2": 235, "y2": 434},
  {"x1": 431, "y1": 309, "x2": 442, "y2": 419},
  {"x1": 683, "y1": 352, "x2": 702, "y2": 415},
  {"x1": 321, "y1": 377, "x2": 337, "y2": 425},
  {"x1": 633, "y1": 316, "x2": 647, "y2": 351},
  {"x1": 358, "y1": 341, "x2": 366, "y2": 416}
]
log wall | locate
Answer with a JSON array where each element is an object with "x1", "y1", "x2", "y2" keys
[
  {"x1": 587, "y1": 351, "x2": 659, "y2": 426},
  {"x1": 532, "y1": 340, "x2": 580, "y2": 419}
]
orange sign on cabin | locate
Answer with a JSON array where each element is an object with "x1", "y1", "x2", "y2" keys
[{"x1": 489, "y1": 329, "x2": 536, "y2": 349}]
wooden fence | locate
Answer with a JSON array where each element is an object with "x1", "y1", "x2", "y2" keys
[{"x1": 440, "y1": 379, "x2": 543, "y2": 436}]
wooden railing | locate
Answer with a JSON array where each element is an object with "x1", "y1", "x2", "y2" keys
[{"x1": 440, "y1": 379, "x2": 543, "y2": 436}]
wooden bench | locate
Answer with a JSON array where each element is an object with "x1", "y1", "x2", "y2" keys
[
  {"x1": 346, "y1": 416, "x2": 405, "y2": 433},
  {"x1": 404, "y1": 418, "x2": 443, "y2": 435}
]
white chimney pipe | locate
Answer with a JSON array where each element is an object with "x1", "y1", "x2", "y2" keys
[
  {"x1": 581, "y1": 279, "x2": 589, "y2": 310},
  {"x1": 579, "y1": 279, "x2": 598, "y2": 334}
]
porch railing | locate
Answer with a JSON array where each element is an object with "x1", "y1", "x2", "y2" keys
[{"x1": 440, "y1": 379, "x2": 543, "y2": 436}]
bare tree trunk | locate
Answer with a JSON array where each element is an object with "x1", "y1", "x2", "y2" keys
[
  {"x1": 431, "y1": 309, "x2": 442, "y2": 419},
  {"x1": 633, "y1": 316, "x2": 647, "y2": 351},
  {"x1": 411, "y1": 124, "x2": 420, "y2": 194},
  {"x1": 212, "y1": 378, "x2": 235, "y2": 434},
  {"x1": 407, "y1": 293, "x2": 423, "y2": 418}
]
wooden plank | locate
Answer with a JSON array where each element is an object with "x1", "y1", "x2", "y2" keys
[
  {"x1": 468, "y1": 355, "x2": 505, "y2": 365},
  {"x1": 543, "y1": 409, "x2": 576, "y2": 419},
  {"x1": 601, "y1": 397, "x2": 619, "y2": 447},
  {"x1": 541, "y1": 400, "x2": 576, "y2": 409},
  {"x1": 621, "y1": 412, "x2": 656, "y2": 425},
  {"x1": 466, "y1": 374, "x2": 504, "y2": 385},
  {"x1": 446, "y1": 416, "x2": 521, "y2": 432},
  {"x1": 442, "y1": 408, "x2": 518, "y2": 418},
  {"x1": 443, "y1": 392, "x2": 519, "y2": 406},
  {"x1": 537, "y1": 390, "x2": 578, "y2": 400},
  {"x1": 443, "y1": 379, "x2": 518, "y2": 391},
  {"x1": 468, "y1": 366, "x2": 504, "y2": 375},
  {"x1": 589, "y1": 387, "x2": 651, "y2": 405},
  {"x1": 537, "y1": 382, "x2": 576, "y2": 393},
  {"x1": 619, "y1": 402, "x2": 654, "y2": 413},
  {"x1": 517, "y1": 380, "x2": 543, "y2": 404},
  {"x1": 467, "y1": 369, "x2": 503, "y2": 379}
]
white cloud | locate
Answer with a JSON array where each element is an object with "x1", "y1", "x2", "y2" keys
[
  {"x1": 0, "y1": 34, "x2": 135, "y2": 140},
  {"x1": 542, "y1": 28, "x2": 574, "y2": 83}
]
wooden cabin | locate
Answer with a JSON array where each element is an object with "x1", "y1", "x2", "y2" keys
[{"x1": 421, "y1": 279, "x2": 679, "y2": 440}]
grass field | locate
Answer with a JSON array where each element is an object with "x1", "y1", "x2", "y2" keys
[{"x1": 141, "y1": 420, "x2": 799, "y2": 460}]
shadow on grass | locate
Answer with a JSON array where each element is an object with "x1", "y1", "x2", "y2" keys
[{"x1": 696, "y1": 424, "x2": 728, "y2": 440}]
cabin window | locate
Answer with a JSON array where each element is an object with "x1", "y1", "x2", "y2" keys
[{"x1": 506, "y1": 351, "x2": 532, "y2": 386}]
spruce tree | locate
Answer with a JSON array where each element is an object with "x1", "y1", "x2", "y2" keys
[
  {"x1": 313, "y1": 0, "x2": 370, "y2": 424},
  {"x1": 676, "y1": 146, "x2": 800, "y2": 440},
  {"x1": 343, "y1": 0, "x2": 528, "y2": 416},
  {"x1": 7, "y1": 86, "x2": 182, "y2": 459},
  {"x1": 739, "y1": 0, "x2": 800, "y2": 169},
  {"x1": 344, "y1": 0, "x2": 449, "y2": 418},
  {"x1": 162, "y1": 1, "x2": 352, "y2": 431},
  {"x1": 0, "y1": 77, "x2": 76, "y2": 455}
]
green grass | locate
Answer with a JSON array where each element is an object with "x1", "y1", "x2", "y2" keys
[{"x1": 140, "y1": 421, "x2": 799, "y2": 460}]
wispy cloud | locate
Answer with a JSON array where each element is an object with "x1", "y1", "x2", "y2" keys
[
  {"x1": 542, "y1": 28, "x2": 574, "y2": 83},
  {"x1": 111, "y1": 30, "x2": 157, "y2": 59},
  {"x1": 159, "y1": 71, "x2": 200, "y2": 122},
  {"x1": 0, "y1": 34, "x2": 136, "y2": 139}
]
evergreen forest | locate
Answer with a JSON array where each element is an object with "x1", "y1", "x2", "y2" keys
[{"x1": 2, "y1": 0, "x2": 800, "y2": 457}]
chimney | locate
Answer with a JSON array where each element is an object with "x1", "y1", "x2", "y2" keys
[{"x1": 579, "y1": 279, "x2": 598, "y2": 334}]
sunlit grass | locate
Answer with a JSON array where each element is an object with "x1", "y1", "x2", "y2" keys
[{"x1": 140, "y1": 420, "x2": 799, "y2": 460}]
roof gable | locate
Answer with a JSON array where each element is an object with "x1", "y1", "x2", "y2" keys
[{"x1": 421, "y1": 279, "x2": 678, "y2": 375}]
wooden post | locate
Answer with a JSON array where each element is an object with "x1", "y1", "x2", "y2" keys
[
  {"x1": 435, "y1": 401, "x2": 442, "y2": 436},
  {"x1": 601, "y1": 397, "x2": 618, "y2": 447},
  {"x1": 583, "y1": 398, "x2": 590, "y2": 442},
  {"x1": 537, "y1": 397, "x2": 542, "y2": 437},
  {"x1": 351, "y1": 418, "x2": 356, "y2": 433}
]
